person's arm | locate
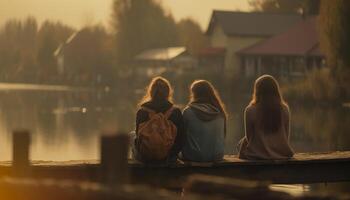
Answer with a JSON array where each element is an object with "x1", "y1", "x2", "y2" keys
[
  {"x1": 284, "y1": 105, "x2": 291, "y2": 140},
  {"x1": 224, "y1": 118, "x2": 227, "y2": 139},
  {"x1": 244, "y1": 107, "x2": 254, "y2": 142},
  {"x1": 238, "y1": 107, "x2": 253, "y2": 158},
  {"x1": 135, "y1": 109, "x2": 149, "y2": 136},
  {"x1": 168, "y1": 108, "x2": 185, "y2": 158}
]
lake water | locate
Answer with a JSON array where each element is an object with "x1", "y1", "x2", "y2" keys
[{"x1": 0, "y1": 86, "x2": 349, "y2": 161}]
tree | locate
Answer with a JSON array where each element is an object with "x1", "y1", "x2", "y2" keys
[
  {"x1": 319, "y1": 0, "x2": 350, "y2": 95},
  {"x1": 304, "y1": 0, "x2": 321, "y2": 15},
  {"x1": 0, "y1": 18, "x2": 74, "y2": 83},
  {"x1": 177, "y1": 19, "x2": 208, "y2": 56},
  {"x1": 249, "y1": 0, "x2": 320, "y2": 14},
  {"x1": 37, "y1": 21, "x2": 74, "y2": 82},
  {"x1": 0, "y1": 17, "x2": 38, "y2": 82},
  {"x1": 320, "y1": 0, "x2": 350, "y2": 68},
  {"x1": 111, "y1": 0, "x2": 178, "y2": 65}
]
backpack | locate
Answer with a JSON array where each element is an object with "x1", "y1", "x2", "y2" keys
[{"x1": 137, "y1": 106, "x2": 177, "y2": 161}]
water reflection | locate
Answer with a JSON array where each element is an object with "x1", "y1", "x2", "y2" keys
[
  {"x1": 271, "y1": 183, "x2": 350, "y2": 197},
  {"x1": 0, "y1": 88, "x2": 349, "y2": 161},
  {"x1": 308, "y1": 182, "x2": 350, "y2": 195},
  {"x1": 270, "y1": 184, "x2": 310, "y2": 197}
]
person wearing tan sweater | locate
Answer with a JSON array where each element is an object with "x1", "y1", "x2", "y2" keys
[{"x1": 238, "y1": 75, "x2": 294, "y2": 160}]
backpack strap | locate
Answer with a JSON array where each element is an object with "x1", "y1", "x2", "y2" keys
[
  {"x1": 164, "y1": 106, "x2": 175, "y2": 119},
  {"x1": 142, "y1": 106, "x2": 175, "y2": 118},
  {"x1": 141, "y1": 107, "x2": 156, "y2": 117}
]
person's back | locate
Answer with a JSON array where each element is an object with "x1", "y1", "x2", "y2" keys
[
  {"x1": 238, "y1": 75, "x2": 294, "y2": 160},
  {"x1": 131, "y1": 77, "x2": 185, "y2": 163},
  {"x1": 239, "y1": 104, "x2": 293, "y2": 160},
  {"x1": 135, "y1": 100, "x2": 184, "y2": 162},
  {"x1": 181, "y1": 80, "x2": 226, "y2": 162},
  {"x1": 182, "y1": 104, "x2": 225, "y2": 162}
]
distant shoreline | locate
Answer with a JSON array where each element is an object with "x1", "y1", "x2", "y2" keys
[{"x1": 0, "y1": 82, "x2": 90, "y2": 92}]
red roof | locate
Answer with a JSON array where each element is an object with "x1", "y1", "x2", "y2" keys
[
  {"x1": 308, "y1": 44, "x2": 323, "y2": 56},
  {"x1": 238, "y1": 17, "x2": 324, "y2": 57},
  {"x1": 199, "y1": 47, "x2": 226, "y2": 57}
]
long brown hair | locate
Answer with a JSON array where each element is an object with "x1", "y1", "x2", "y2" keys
[
  {"x1": 250, "y1": 75, "x2": 288, "y2": 132},
  {"x1": 189, "y1": 80, "x2": 227, "y2": 120},
  {"x1": 138, "y1": 76, "x2": 173, "y2": 106}
]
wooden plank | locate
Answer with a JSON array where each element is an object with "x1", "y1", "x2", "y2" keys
[
  {"x1": 0, "y1": 151, "x2": 349, "y2": 187},
  {"x1": 2, "y1": 151, "x2": 349, "y2": 167},
  {"x1": 129, "y1": 151, "x2": 350, "y2": 167}
]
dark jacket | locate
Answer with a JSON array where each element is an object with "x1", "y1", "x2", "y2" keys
[{"x1": 135, "y1": 100, "x2": 185, "y2": 161}]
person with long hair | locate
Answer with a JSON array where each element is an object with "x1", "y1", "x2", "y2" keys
[
  {"x1": 132, "y1": 77, "x2": 185, "y2": 163},
  {"x1": 238, "y1": 75, "x2": 294, "y2": 160},
  {"x1": 182, "y1": 80, "x2": 227, "y2": 162}
]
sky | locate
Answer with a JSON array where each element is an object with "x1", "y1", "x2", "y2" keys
[{"x1": 0, "y1": 0, "x2": 251, "y2": 30}]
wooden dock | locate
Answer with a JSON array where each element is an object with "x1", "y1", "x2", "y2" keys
[
  {"x1": 2, "y1": 131, "x2": 350, "y2": 189},
  {"x1": 1, "y1": 151, "x2": 349, "y2": 188}
]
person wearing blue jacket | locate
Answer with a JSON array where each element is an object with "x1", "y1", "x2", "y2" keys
[{"x1": 182, "y1": 80, "x2": 227, "y2": 162}]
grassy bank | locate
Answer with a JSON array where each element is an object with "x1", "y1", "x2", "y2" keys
[{"x1": 282, "y1": 69, "x2": 342, "y2": 105}]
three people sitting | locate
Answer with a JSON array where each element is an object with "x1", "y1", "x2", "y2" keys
[{"x1": 132, "y1": 75, "x2": 294, "y2": 163}]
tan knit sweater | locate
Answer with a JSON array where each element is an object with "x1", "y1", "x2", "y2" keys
[{"x1": 238, "y1": 104, "x2": 294, "y2": 160}]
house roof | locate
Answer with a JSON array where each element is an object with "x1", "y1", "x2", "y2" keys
[
  {"x1": 198, "y1": 47, "x2": 226, "y2": 57},
  {"x1": 135, "y1": 47, "x2": 186, "y2": 61},
  {"x1": 53, "y1": 31, "x2": 81, "y2": 56},
  {"x1": 237, "y1": 17, "x2": 323, "y2": 57},
  {"x1": 308, "y1": 44, "x2": 323, "y2": 57},
  {"x1": 206, "y1": 11, "x2": 302, "y2": 37}
]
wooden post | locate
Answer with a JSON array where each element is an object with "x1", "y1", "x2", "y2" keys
[
  {"x1": 100, "y1": 132, "x2": 129, "y2": 185},
  {"x1": 12, "y1": 130, "x2": 31, "y2": 175}
]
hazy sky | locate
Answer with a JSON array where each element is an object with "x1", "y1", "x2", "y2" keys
[{"x1": 0, "y1": 0, "x2": 251, "y2": 30}]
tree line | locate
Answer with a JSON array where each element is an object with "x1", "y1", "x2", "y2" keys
[
  {"x1": 0, "y1": 0, "x2": 207, "y2": 85},
  {"x1": 0, "y1": 18, "x2": 73, "y2": 83}
]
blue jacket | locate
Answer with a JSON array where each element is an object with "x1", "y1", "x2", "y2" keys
[{"x1": 182, "y1": 103, "x2": 225, "y2": 162}]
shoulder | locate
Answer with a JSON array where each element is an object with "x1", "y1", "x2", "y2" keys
[
  {"x1": 182, "y1": 106, "x2": 194, "y2": 116},
  {"x1": 167, "y1": 106, "x2": 183, "y2": 125},
  {"x1": 244, "y1": 104, "x2": 257, "y2": 122},
  {"x1": 136, "y1": 107, "x2": 150, "y2": 116},
  {"x1": 282, "y1": 103, "x2": 290, "y2": 112},
  {"x1": 171, "y1": 106, "x2": 182, "y2": 114},
  {"x1": 168, "y1": 106, "x2": 182, "y2": 117},
  {"x1": 182, "y1": 106, "x2": 191, "y2": 113},
  {"x1": 136, "y1": 105, "x2": 152, "y2": 115},
  {"x1": 281, "y1": 103, "x2": 290, "y2": 117},
  {"x1": 245, "y1": 104, "x2": 256, "y2": 115}
]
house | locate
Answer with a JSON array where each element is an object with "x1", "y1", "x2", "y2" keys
[
  {"x1": 54, "y1": 32, "x2": 78, "y2": 77},
  {"x1": 237, "y1": 17, "x2": 325, "y2": 78},
  {"x1": 197, "y1": 47, "x2": 226, "y2": 74},
  {"x1": 54, "y1": 27, "x2": 113, "y2": 85},
  {"x1": 134, "y1": 47, "x2": 197, "y2": 77},
  {"x1": 204, "y1": 11, "x2": 302, "y2": 75}
]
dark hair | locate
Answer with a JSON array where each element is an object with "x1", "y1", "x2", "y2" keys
[
  {"x1": 189, "y1": 80, "x2": 227, "y2": 120},
  {"x1": 250, "y1": 75, "x2": 288, "y2": 132},
  {"x1": 139, "y1": 76, "x2": 173, "y2": 106}
]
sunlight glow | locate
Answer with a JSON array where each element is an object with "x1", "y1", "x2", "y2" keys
[{"x1": 0, "y1": 0, "x2": 251, "y2": 29}]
